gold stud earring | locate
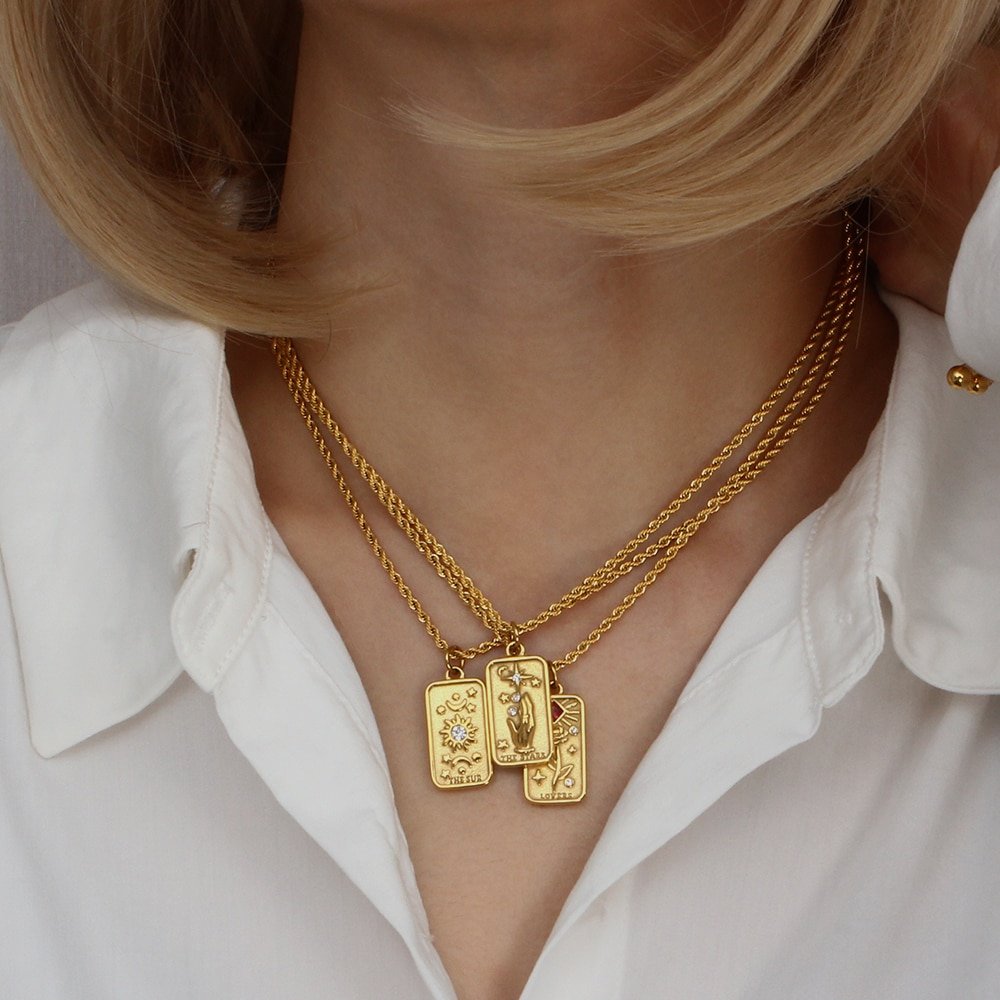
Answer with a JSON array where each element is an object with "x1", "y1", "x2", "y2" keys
[{"x1": 947, "y1": 364, "x2": 993, "y2": 395}]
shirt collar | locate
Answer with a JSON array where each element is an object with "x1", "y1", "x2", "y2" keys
[
  {"x1": 872, "y1": 292, "x2": 1000, "y2": 694},
  {"x1": 2, "y1": 277, "x2": 997, "y2": 760},
  {"x1": 0, "y1": 280, "x2": 270, "y2": 758},
  {"x1": 801, "y1": 289, "x2": 1000, "y2": 708}
]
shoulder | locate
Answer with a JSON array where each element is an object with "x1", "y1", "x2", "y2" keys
[
  {"x1": 0, "y1": 278, "x2": 224, "y2": 412},
  {"x1": 0, "y1": 278, "x2": 225, "y2": 557},
  {"x1": 0, "y1": 280, "x2": 228, "y2": 757}
]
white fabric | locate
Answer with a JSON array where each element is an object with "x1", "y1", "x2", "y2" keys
[
  {"x1": 1, "y1": 177, "x2": 999, "y2": 998},
  {"x1": 0, "y1": 127, "x2": 95, "y2": 326},
  {"x1": 948, "y1": 166, "x2": 1000, "y2": 380}
]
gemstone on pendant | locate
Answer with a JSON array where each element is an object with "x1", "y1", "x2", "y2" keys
[
  {"x1": 512, "y1": 671, "x2": 522, "y2": 685},
  {"x1": 512, "y1": 693, "x2": 521, "y2": 703},
  {"x1": 523, "y1": 693, "x2": 586, "y2": 805},
  {"x1": 450, "y1": 724, "x2": 469, "y2": 743},
  {"x1": 508, "y1": 706, "x2": 519, "y2": 717}
]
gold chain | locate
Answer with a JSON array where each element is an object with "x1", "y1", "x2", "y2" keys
[
  {"x1": 279, "y1": 218, "x2": 860, "y2": 634},
  {"x1": 272, "y1": 215, "x2": 864, "y2": 673}
]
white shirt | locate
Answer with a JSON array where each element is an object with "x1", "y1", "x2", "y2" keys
[{"x1": 1, "y1": 175, "x2": 999, "y2": 1000}]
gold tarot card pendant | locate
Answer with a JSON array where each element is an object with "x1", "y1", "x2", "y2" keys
[
  {"x1": 425, "y1": 678, "x2": 493, "y2": 789},
  {"x1": 484, "y1": 653, "x2": 553, "y2": 766},
  {"x1": 524, "y1": 694, "x2": 587, "y2": 804}
]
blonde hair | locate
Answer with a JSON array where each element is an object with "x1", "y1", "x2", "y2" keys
[{"x1": 0, "y1": 0, "x2": 997, "y2": 338}]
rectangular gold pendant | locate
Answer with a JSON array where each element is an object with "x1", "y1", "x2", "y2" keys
[
  {"x1": 425, "y1": 678, "x2": 493, "y2": 789},
  {"x1": 484, "y1": 654, "x2": 553, "y2": 766},
  {"x1": 524, "y1": 694, "x2": 587, "y2": 804}
]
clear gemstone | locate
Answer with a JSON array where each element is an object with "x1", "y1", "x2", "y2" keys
[
  {"x1": 508, "y1": 706, "x2": 519, "y2": 717},
  {"x1": 450, "y1": 724, "x2": 469, "y2": 742},
  {"x1": 569, "y1": 726, "x2": 579, "y2": 735},
  {"x1": 564, "y1": 778, "x2": 575, "y2": 788},
  {"x1": 512, "y1": 693, "x2": 521, "y2": 703},
  {"x1": 512, "y1": 671, "x2": 522, "y2": 684}
]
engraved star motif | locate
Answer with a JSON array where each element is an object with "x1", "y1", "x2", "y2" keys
[{"x1": 530, "y1": 769, "x2": 546, "y2": 785}]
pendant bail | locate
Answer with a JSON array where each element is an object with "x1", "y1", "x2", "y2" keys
[
  {"x1": 549, "y1": 667, "x2": 564, "y2": 696},
  {"x1": 444, "y1": 646, "x2": 467, "y2": 680}
]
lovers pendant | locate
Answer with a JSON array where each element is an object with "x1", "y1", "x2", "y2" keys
[{"x1": 524, "y1": 693, "x2": 587, "y2": 803}]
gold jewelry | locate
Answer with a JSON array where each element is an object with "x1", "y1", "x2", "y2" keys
[
  {"x1": 271, "y1": 214, "x2": 864, "y2": 803},
  {"x1": 947, "y1": 364, "x2": 993, "y2": 394},
  {"x1": 274, "y1": 220, "x2": 863, "y2": 667}
]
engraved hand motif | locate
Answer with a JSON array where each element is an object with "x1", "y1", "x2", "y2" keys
[
  {"x1": 486, "y1": 655, "x2": 553, "y2": 766},
  {"x1": 507, "y1": 691, "x2": 536, "y2": 751}
]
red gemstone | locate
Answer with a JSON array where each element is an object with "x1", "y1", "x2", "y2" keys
[{"x1": 551, "y1": 702, "x2": 564, "y2": 721}]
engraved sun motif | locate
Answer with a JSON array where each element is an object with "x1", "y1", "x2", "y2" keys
[{"x1": 440, "y1": 714, "x2": 478, "y2": 751}]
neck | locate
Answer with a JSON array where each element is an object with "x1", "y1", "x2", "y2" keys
[{"x1": 261, "y1": 1, "x2": 891, "y2": 607}]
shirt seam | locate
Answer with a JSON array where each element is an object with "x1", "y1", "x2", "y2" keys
[
  {"x1": 234, "y1": 594, "x2": 412, "y2": 887},
  {"x1": 212, "y1": 528, "x2": 273, "y2": 684},
  {"x1": 172, "y1": 336, "x2": 228, "y2": 662},
  {"x1": 257, "y1": 593, "x2": 393, "y2": 772},
  {"x1": 172, "y1": 332, "x2": 273, "y2": 686},
  {"x1": 803, "y1": 404, "x2": 890, "y2": 708},
  {"x1": 798, "y1": 501, "x2": 829, "y2": 700}
]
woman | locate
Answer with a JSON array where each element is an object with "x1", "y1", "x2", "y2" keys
[{"x1": 1, "y1": 2, "x2": 998, "y2": 998}]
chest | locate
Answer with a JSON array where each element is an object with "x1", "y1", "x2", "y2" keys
[
  {"x1": 221, "y1": 327, "x2": 896, "y2": 996},
  {"x1": 6, "y1": 583, "x2": 1000, "y2": 1000},
  {"x1": 263, "y1": 495, "x2": 775, "y2": 999}
]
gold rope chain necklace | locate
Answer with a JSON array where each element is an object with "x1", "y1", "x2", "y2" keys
[{"x1": 271, "y1": 214, "x2": 864, "y2": 804}]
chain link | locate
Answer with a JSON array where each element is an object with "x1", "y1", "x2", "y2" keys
[{"x1": 272, "y1": 214, "x2": 864, "y2": 673}]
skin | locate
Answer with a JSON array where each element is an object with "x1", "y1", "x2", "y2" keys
[
  {"x1": 226, "y1": 5, "x2": 998, "y2": 997},
  {"x1": 870, "y1": 45, "x2": 1000, "y2": 315}
]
